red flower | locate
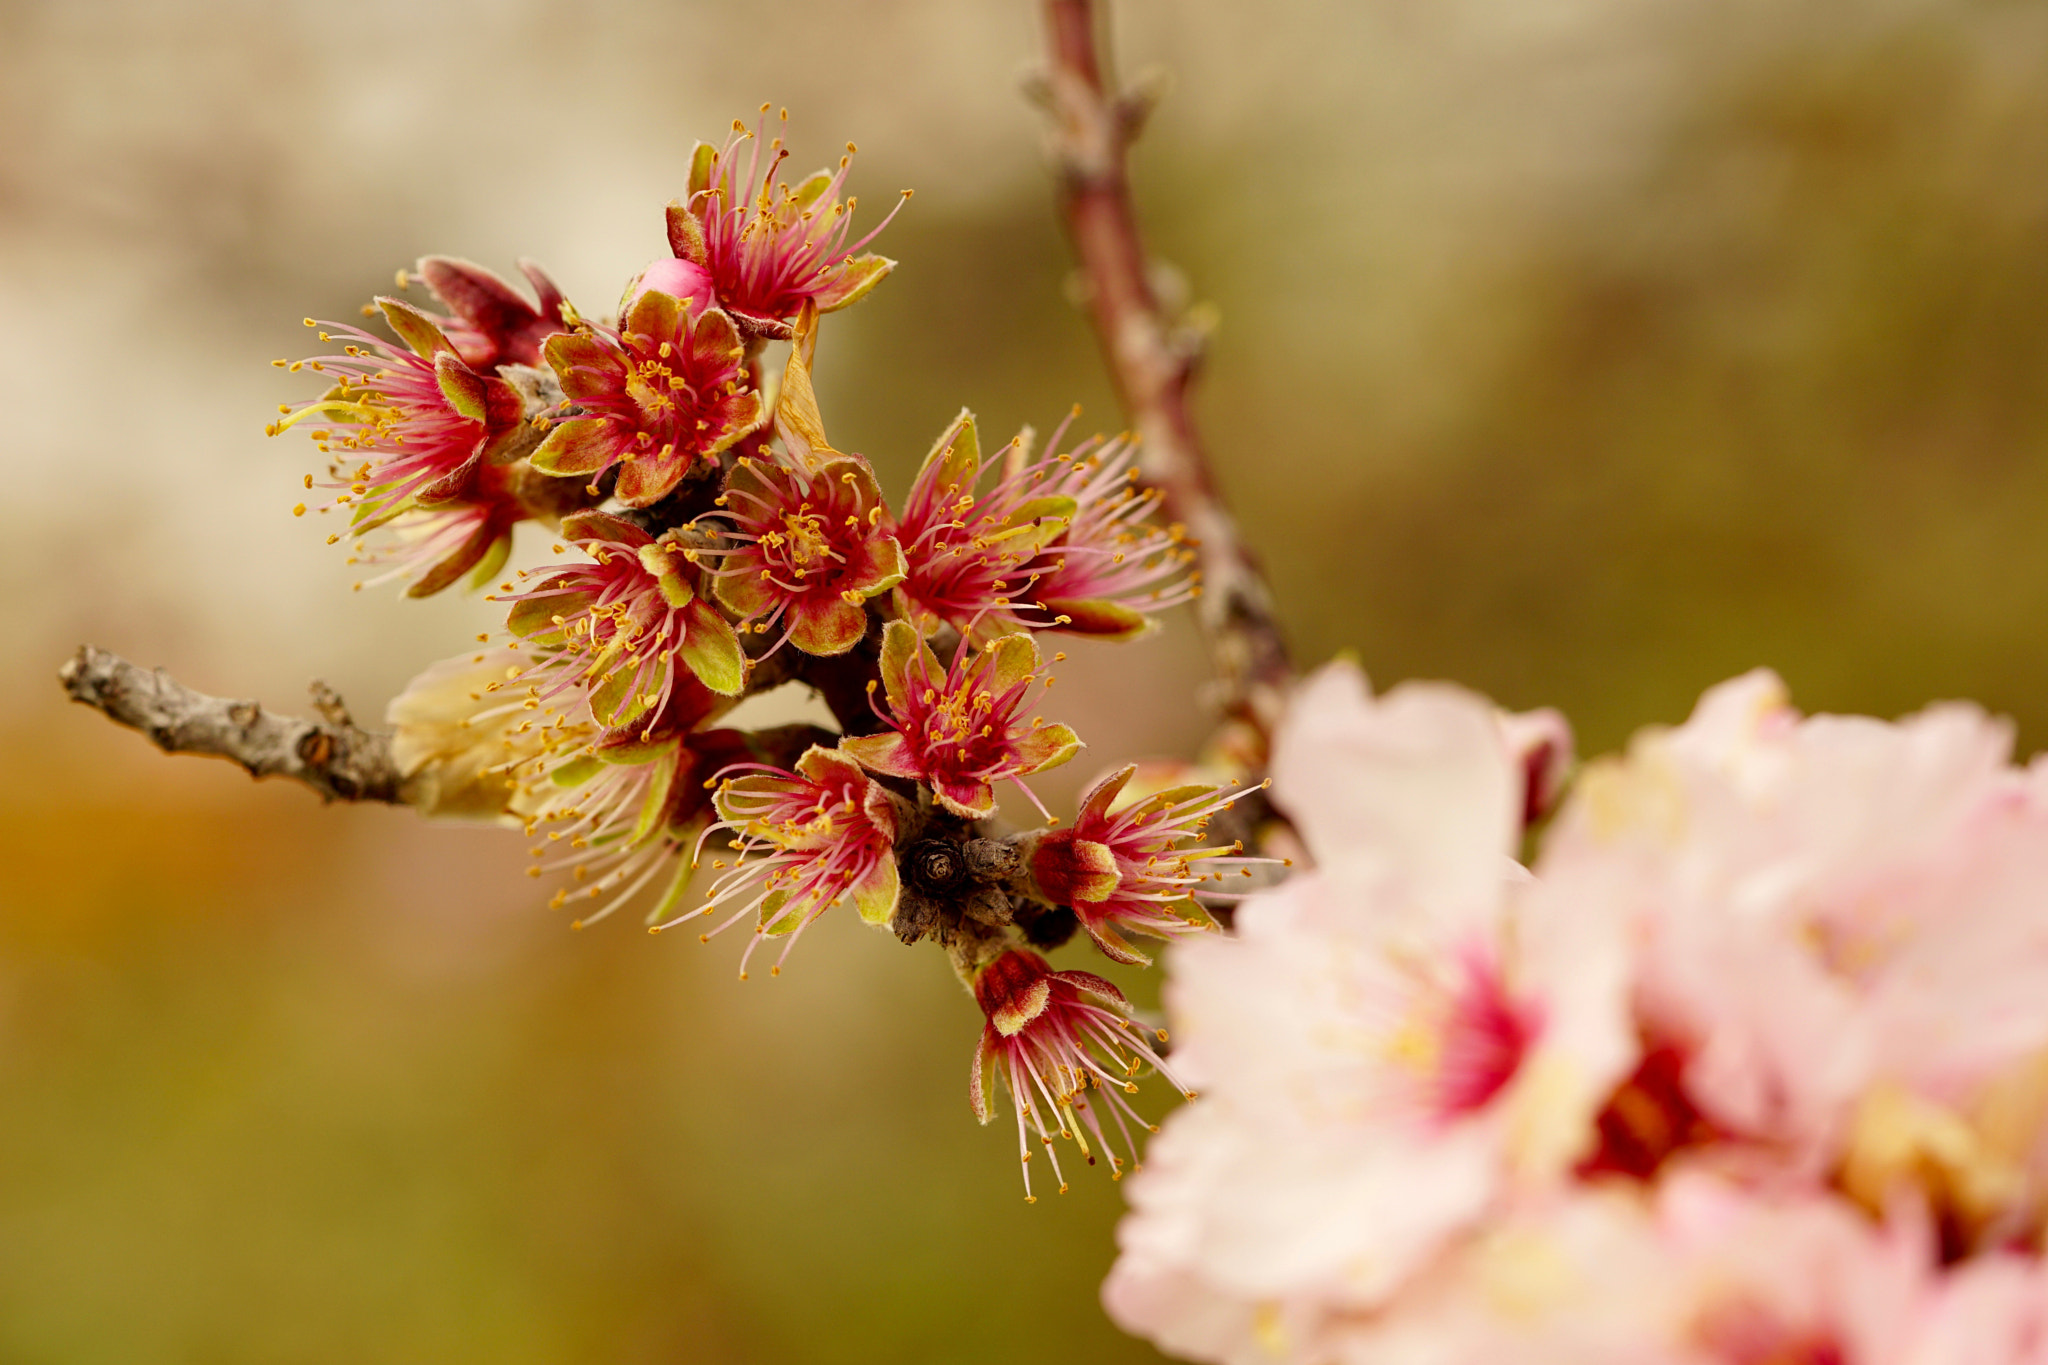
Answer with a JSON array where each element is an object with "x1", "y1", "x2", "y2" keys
[
  {"x1": 500, "y1": 510, "x2": 746, "y2": 726},
  {"x1": 530, "y1": 289, "x2": 763, "y2": 508},
  {"x1": 839, "y1": 621, "x2": 1082, "y2": 820},
  {"x1": 270, "y1": 298, "x2": 532, "y2": 596},
  {"x1": 410, "y1": 255, "x2": 572, "y2": 371},
  {"x1": 970, "y1": 949, "x2": 1187, "y2": 1200},
  {"x1": 1029, "y1": 764, "x2": 1266, "y2": 965},
  {"x1": 893, "y1": 411, "x2": 1077, "y2": 643},
  {"x1": 655, "y1": 746, "x2": 904, "y2": 979},
  {"x1": 666, "y1": 110, "x2": 907, "y2": 335},
  {"x1": 1016, "y1": 430, "x2": 1198, "y2": 640},
  {"x1": 700, "y1": 454, "x2": 906, "y2": 657},
  {"x1": 513, "y1": 675, "x2": 749, "y2": 930}
]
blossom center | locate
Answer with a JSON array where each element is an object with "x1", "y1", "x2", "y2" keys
[
  {"x1": 1388, "y1": 948, "x2": 1539, "y2": 1122},
  {"x1": 780, "y1": 509, "x2": 835, "y2": 571},
  {"x1": 625, "y1": 356, "x2": 682, "y2": 424}
]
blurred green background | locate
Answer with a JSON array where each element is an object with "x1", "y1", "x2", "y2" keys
[{"x1": 5, "y1": 0, "x2": 2048, "y2": 1359}]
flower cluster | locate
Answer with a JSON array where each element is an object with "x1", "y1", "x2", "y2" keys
[
  {"x1": 1107, "y1": 662, "x2": 2048, "y2": 1365},
  {"x1": 273, "y1": 113, "x2": 1253, "y2": 1193}
]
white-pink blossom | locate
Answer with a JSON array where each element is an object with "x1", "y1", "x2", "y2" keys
[
  {"x1": 1546, "y1": 669, "x2": 2048, "y2": 1174},
  {"x1": 1104, "y1": 662, "x2": 1637, "y2": 1359},
  {"x1": 1106, "y1": 664, "x2": 2048, "y2": 1365}
]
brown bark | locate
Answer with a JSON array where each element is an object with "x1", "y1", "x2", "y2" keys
[
  {"x1": 1036, "y1": 0, "x2": 1294, "y2": 756},
  {"x1": 58, "y1": 644, "x2": 404, "y2": 804}
]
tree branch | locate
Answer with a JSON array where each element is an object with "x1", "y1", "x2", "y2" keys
[
  {"x1": 1035, "y1": 0, "x2": 1294, "y2": 755},
  {"x1": 58, "y1": 644, "x2": 404, "y2": 804}
]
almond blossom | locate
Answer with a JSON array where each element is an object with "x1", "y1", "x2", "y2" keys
[
  {"x1": 892, "y1": 411, "x2": 1078, "y2": 641},
  {"x1": 1027, "y1": 763, "x2": 1266, "y2": 965},
  {"x1": 699, "y1": 453, "x2": 907, "y2": 656},
  {"x1": 270, "y1": 298, "x2": 541, "y2": 595},
  {"x1": 656, "y1": 745, "x2": 904, "y2": 979},
  {"x1": 530, "y1": 288, "x2": 762, "y2": 507},
  {"x1": 838, "y1": 620, "x2": 1082, "y2": 820},
  {"x1": 1105, "y1": 661, "x2": 1637, "y2": 1348},
  {"x1": 1546, "y1": 669, "x2": 2048, "y2": 1194},
  {"x1": 666, "y1": 109, "x2": 906, "y2": 335},
  {"x1": 892, "y1": 411, "x2": 1197, "y2": 643},
  {"x1": 409, "y1": 255, "x2": 571, "y2": 371},
  {"x1": 498, "y1": 510, "x2": 745, "y2": 721},
  {"x1": 1016, "y1": 429, "x2": 1199, "y2": 639},
  {"x1": 970, "y1": 948, "x2": 1188, "y2": 1201}
]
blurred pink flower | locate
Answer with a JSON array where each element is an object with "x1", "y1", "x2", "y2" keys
[
  {"x1": 1546, "y1": 669, "x2": 2048, "y2": 1181},
  {"x1": 1105, "y1": 662, "x2": 1636, "y2": 1351}
]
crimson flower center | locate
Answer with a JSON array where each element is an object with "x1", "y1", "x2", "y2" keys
[{"x1": 1428, "y1": 952, "x2": 1539, "y2": 1119}]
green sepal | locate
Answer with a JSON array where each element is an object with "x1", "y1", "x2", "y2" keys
[
  {"x1": 1038, "y1": 596, "x2": 1151, "y2": 640},
  {"x1": 587, "y1": 662, "x2": 647, "y2": 731},
  {"x1": 377, "y1": 296, "x2": 455, "y2": 359},
  {"x1": 549, "y1": 754, "x2": 607, "y2": 788},
  {"x1": 629, "y1": 748, "x2": 682, "y2": 845},
  {"x1": 665, "y1": 200, "x2": 709, "y2": 266},
  {"x1": 852, "y1": 857, "x2": 900, "y2": 927},
  {"x1": 677, "y1": 600, "x2": 745, "y2": 696},
  {"x1": 433, "y1": 351, "x2": 492, "y2": 422},
  {"x1": 465, "y1": 530, "x2": 513, "y2": 593},
  {"x1": 561, "y1": 510, "x2": 650, "y2": 548},
  {"x1": 644, "y1": 854, "x2": 697, "y2": 927},
  {"x1": 623, "y1": 288, "x2": 682, "y2": 346},
  {"x1": 685, "y1": 142, "x2": 716, "y2": 203},
  {"x1": 1084, "y1": 918, "x2": 1151, "y2": 967},
  {"x1": 981, "y1": 632, "x2": 1042, "y2": 694},
  {"x1": 759, "y1": 889, "x2": 802, "y2": 936},
  {"x1": 812, "y1": 254, "x2": 895, "y2": 312},
  {"x1": 876, "y1": 619, "x2": 942, "y2": 713},
  {"x1": 530, "y1": 417, "x2": 617, "y2": 478},
  {"x1": 790, "y1": 169, "x2": 834, "y2": 210},
  {"x1": 505, "y1": 581, "x2": 592, "y2": 643},
  {"x1": 919, "y1": 409, "x2": 979, "y2": 494},
  {"x1": 637, "y1": 541, "x2": 696, "y2": 609}
]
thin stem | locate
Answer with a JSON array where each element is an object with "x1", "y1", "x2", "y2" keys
[{"x1": 1036, "y1": 0, "x2": 1293, "y2": 758}]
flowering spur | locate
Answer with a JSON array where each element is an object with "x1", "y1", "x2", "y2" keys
[{"x1": 257, "y1": 109, "x2": 1279, "y2": 1200}]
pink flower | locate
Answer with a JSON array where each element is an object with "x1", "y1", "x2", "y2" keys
[
  {"x1": 498, "y1": 509, "x2": 746, "y2": 722},
  {"x1": 1028, "y1": 763, "x2": 1268, "y2": 964},
  {"x1": 892, "y1": 412, "x2": 1198, "y2": 642},
  {"x1": 411, "y1": 255, "x2": 571, "y2": 371},
  {"x1": 654, "y1": 745, "x2": 903, "y2": 979},
  {"x1": 271, "y1": 298, "x2": 533, "y2": 596},
  {"x1": 513, "y1": 677, "x2": 752, "y2": 931},
  {"x1": 1545, "y1": 670, "x2": 2048, "y2": 1180},
  {"x1": 666, "y1": 110, "x2": 906, "y2": 335},
  {"x1": 838, "y1": 620, "x2": 1083, "y2": 820},
  {"x1": 1015, "y1": 428, "x2": 1199, "y2": 640},
  {"x1": 699, "y1": 453, "x2": 907, "y2": 657},
  {"x1": 892, "y1": 411, "x2": 1079, "y2": 642},
  {"x1": 970, "y1": 948, "x2": 1188, "y2": 1201},
  {"x1": 1105, "y1": 662, "x2": 1635, "y2": 1351},
  {"x1": 530, "y1": 289, "x2": 763, "y2": 508}
]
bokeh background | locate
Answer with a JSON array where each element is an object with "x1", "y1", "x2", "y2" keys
[{"x1": 4, "y1": 0, "x2": 2048, "y2": 1359}]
